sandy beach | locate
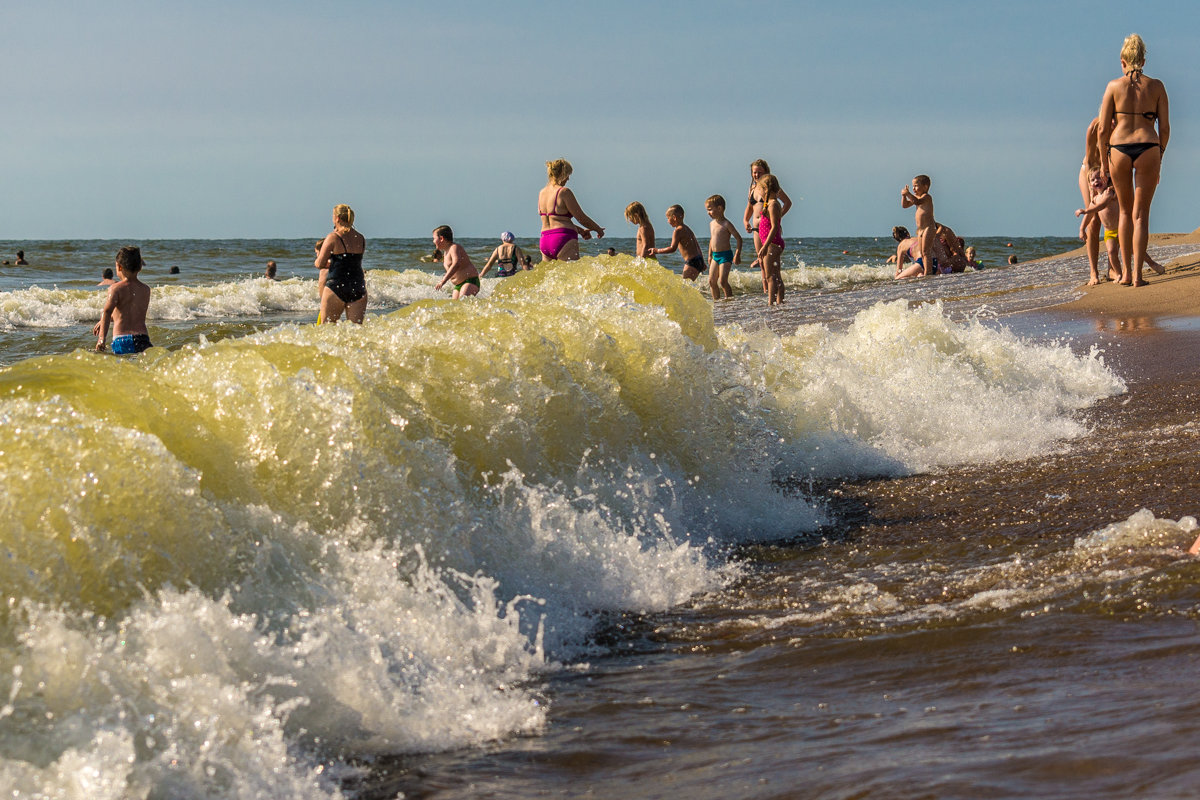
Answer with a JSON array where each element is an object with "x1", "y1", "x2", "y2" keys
[{"x1": 1050, "y1": 227, "x2": 1200, "y2": 318}]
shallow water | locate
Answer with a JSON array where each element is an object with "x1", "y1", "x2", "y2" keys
[{"x1": 2, "y1": 237, "x2": 1199, "y2": 799}]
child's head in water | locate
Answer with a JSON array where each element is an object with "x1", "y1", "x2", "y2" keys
[
  {"x1": 116, "y1": 246, "x2": 143, "y2": 276},
  {"x1": 625, "y1": 201, "x2": 649, "y2": 225}
]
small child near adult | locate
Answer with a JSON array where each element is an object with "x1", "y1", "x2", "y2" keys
[
  {"x1": 94, "y1": 246, "x2": 152, "y2": 354},
  {"x1": 432, "y1": 225, "x2": 480, "y2": 299},
  {"x1": 756, "y1": 175, "x2": 786, "y2": 304},
  {"x1": 649, "y1": 205, "x2": 705, "y2": 281},
  {"x1": 965, "y1": 246, "x2": 983, "y2": 270},
  {"x1": 900, "y1": 175, "x2": 937, "y2": 276},
  {"x1": 704, "y1": 195, "x2": 743, "y2": 300},
  {"x1": 625, "y1": 202, "x2": 656, "y2": 259},
  {"x1": 1075, "y1": 168, "x2": 1122, "y2": 285}
]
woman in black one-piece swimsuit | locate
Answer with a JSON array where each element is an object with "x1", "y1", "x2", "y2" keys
[{"x1": 314, "y1": 204, "x2": 367, "y2": 323}]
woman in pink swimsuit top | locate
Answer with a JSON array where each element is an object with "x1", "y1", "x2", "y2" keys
[{"x1": 538, "y1": 158, "x2": 605, "y2": 262}]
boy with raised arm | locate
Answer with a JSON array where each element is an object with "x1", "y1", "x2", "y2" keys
[{"x1": 900, "y1": 174, "x2": 937, "y2": 276}]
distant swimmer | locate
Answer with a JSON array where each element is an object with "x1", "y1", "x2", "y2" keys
[
  {"x1": 315, "y1": 204, "x2": 367, "y2": 323},
  {"x1": 15, "y1": 250, "x2": 28, "y2": 265},
  {"x1": 900, "y1": 174, "x2": 937, "y2": 276},
  {"x1": 606, "y1": 247, "x2": 617, "y2": 257},
  {"x1": 1076, "y1": 168, "x2": 1121, "y2": 284},
  {"x1": 624, "y1": 202, "x2": 656, "y2": 259},
  {"x1": 1099, "y1": 33, "x2": 1169, "y2": 286},
  {"x1": 480, "y1": 232, "x2": 526, "y2": 278},
  {"x1": 432, "y1": 225, "x2": 480, "y2": 299},
  {"x1": 537, "y1": 158, "x2": 604, "y2": 262},
  {"x1": 94, "y1": 246, "x2": 152, "y2": 354},
  {"x1": 522, "y1": 254, "x2": 534, "y2": 270},
  {"x1": 265, "y1": 259, "x2": 278, "y2": 280},
  {"x1": 649, "y1": 204, "x2": 705, "y2": 282},
  {"x1": 965, "y1": 246, "x2": 983, "y2": 270},
  {"x1": 704, "y1": 195, "x2": 743, "y2": 301},
  {"x1": 97, "y1": 267, "x2": 117, "y2": 286},
  {"x1": 168, "y1": 266, "x2": 180, "y2": 274}
]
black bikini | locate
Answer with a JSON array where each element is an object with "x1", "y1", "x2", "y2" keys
[
  {"x1": 325, "y1": 232, "x2": 366, "y2": 303},
  {"x1": 1109, "y1": 69, "x2": 1161, "y2": 164}
]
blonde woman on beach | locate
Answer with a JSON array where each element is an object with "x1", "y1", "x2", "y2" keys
[
  {"x1": 1099, "y1": 33, "x2": 1169, "y2": 287},
  {"x1": 314, "y1": 204, "x2": 367, "y2": 324},
  {"x1": 537, "y1": 159, "x2": 605, "y2": 262}
]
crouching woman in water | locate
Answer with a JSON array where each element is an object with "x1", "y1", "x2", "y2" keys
[
  {"x1": 537, "y1": 158, "x2": 604, "y2": 262},
  {"x1": 315, "y1": 203, "x2": 367, "y2": 323}
]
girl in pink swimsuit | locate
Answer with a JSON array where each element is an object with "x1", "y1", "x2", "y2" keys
[
  {"x1": 538, "y1": 159, "x2": 605, "y2": 261},
  {"x1": 756, "y1": 174, "x2": 786, "y2": 305}
]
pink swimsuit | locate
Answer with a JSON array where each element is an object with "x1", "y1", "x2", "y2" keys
[
  {"x1": 539, "y1": 187, "x2": 578, "y2": 259},
  {"x1": 758, "y1": 200, "x2": 785, "y2": 249}
]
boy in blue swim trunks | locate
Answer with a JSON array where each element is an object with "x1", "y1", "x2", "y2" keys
[
  {"x1": 649, "y1": 205, "x2": 706, "y2": 281},
  {"x1": 705, "y1": 195, "x2": 743, "y2": 300},
  {"x1": 94, "y1": 245, "x2": 152, "y2": 354},
  {"x1": 432, "y1": 225, "x2": 481, "y2": 299}
]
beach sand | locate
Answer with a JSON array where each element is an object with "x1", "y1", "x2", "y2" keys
[{"x1": 1049, "y1": 226, "x2": 1200, "y2": 318}]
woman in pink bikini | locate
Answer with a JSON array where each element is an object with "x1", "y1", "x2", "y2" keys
[
  {"x1": 537, "y1": 159, "x2": 605, "y2": 262},
  {"x1": 1099, "y1": 33, "x2": 1170, "y2": 286}
]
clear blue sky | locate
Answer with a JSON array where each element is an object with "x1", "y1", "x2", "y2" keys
[{"x1": 2, "y1": 0, "x2": 1195, "y2": 239}]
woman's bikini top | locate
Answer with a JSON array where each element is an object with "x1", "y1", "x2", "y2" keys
[
  {"x1": 1117, "y1": 69, "x2": 1158, "y2": 120},
  {"x1": 539, "y1": 188, "x2": 574, "y2": 221}
]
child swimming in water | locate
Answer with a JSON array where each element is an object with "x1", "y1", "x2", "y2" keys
[
  {"x1": 625, "y1": 201, "x2": 656, "y2": 259},
  {"x1": 94, "y1": 246, "x2": 152, "y2": 354},
  {"x1": 649, "y1": 205, "x2": 705, "y2": 281},
  {"x1": 432, "y1": 225, "x2": 480, "y2": 299}
]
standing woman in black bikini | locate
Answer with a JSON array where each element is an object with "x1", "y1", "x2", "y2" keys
[
  {"x1": 315, "y1": 204, "x2": 367, "y2": 323},
  {"x1": 1099, "y1": 33, "x2": 1169, "y2": 287}
]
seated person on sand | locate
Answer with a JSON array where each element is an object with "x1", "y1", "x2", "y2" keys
[
  {"x1": 893, "y1": 226, "x2": 935, "y2": 279},
  {"x1": 1075, "y1": 168, "x2": 1122, "y2": 285},
  {"x1": 934, "y1": 224, "x2": 969, "y2": 273}
]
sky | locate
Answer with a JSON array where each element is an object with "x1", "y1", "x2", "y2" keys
[{"x1": 1, "y1": 0, "x2": 1196, "y2": 240}]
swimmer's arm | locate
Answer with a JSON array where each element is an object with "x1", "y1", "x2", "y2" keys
[
  {"x1": 651, "y1": 229, "x2": 682, "y2": 256},
  {"x1": 314, "y1": 234, "x2": 336, "y2": 269},
  {"x1": 726, "y1": 220, "x2": 744, "y2": 263},
  {"x1": 479, "y1": 248, "x2": 500, "y2": 278},
  {"x1": 1157, "y1": 88, "x2": 1170, "y2": 153},
  {"x1": 434, "y1": 251, "x2": 457, "y2": 291},
  {"x1": 94, "y1": 288, "x2": 117, "y2": 349},
  {"x1": 743, "y1": 192, "x2": 756, "y2": 232},
  {"x1": 561, "y1": 188, "x2": 605, "y2": 237},
  {"x1": 1098, "y1": 86, "x2": 1117, "y2": 175},
  {"x1": 778, "y1": 188, "x2": 794, "y2": 217}
]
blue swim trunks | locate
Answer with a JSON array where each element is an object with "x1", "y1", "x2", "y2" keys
[
  {"x1": 712, "y1": 250, "x2": 734, "y2": 265},
  {"x1": 111, "y1": 333, "x2": 153, "y2": 354}
]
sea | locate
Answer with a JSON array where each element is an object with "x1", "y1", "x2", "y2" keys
[{"x1": 2, "y1": 234, "x2": 1200, "y2": 799}]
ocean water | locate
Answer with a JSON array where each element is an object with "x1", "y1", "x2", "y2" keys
[{"x1": 2, "y1": 236, "x2": 1200, "y2": 799}]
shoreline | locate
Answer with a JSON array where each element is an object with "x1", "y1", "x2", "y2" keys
[{"x1": 1037, "y1": 226, "x2": 1200, "y2": 318}]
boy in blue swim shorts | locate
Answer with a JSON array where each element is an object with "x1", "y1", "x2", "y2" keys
[
  {"x1": 94, "y1": 246, "x2": 153, "y2": 354},
  {"x1": 705, "y1": 195, "x2": 743, "y2": 300}
]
